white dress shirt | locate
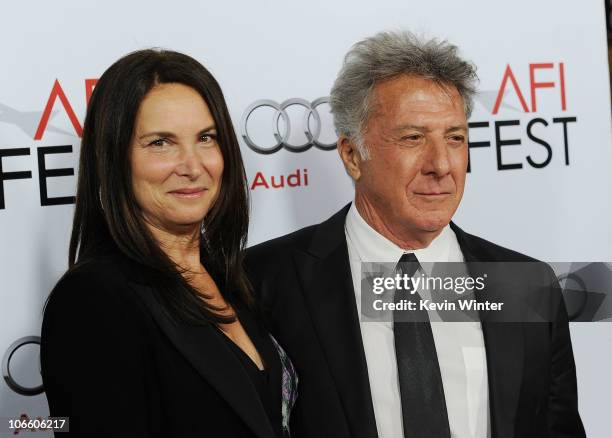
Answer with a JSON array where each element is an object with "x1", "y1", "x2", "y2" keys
[{"x1": 345, "y1": 202, "x2": 490, "y2": 438}]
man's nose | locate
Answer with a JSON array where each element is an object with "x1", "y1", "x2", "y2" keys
[{"x1": 422, "y1": 139, "x2": 451, "y2": 176}]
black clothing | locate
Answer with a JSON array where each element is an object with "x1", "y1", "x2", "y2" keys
[
  {"x1": 41, "y1": 249, "x2": 289, "y2": 438},
  {"x1": 245, "y1": 203, "x2": 585, "y2": 438}
]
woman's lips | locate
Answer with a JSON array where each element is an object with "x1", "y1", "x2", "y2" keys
[{"x1": 168, "y1": 188, "x2": 207, "y2": 199}]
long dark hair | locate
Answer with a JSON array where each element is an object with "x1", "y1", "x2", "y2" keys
[{"x1": 69, "y1": 49, "x2": 250, "y2": 325}]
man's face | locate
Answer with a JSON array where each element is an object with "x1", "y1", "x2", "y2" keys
[{"x1": 354, "y1": 74, "x2": 469, "y2": 239}]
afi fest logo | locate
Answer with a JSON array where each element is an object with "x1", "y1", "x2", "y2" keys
[
  {"x1": 467, "y1": 62, "x2": 576, "y2": 172},
  {"x1": 0, "y1": 79, "x2": 97, "y2": 210}
]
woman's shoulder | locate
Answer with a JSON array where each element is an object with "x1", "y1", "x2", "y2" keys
[
  {"x1": 52, "y1": 255, "x2": 127, "y2": 294},
  {"x1": 45, "y1": 252, "x2": 145, "y2": 322},
  {"x1": 41, "y1": 253, "x2": 153, "y2": 386}
]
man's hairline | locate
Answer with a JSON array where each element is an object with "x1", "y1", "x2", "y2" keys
[{"x1": 349, "y1": 73, "x2": 469, "y2": 160}]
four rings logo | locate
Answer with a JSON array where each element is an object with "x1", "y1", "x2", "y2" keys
[{"x1": 241, "y1": 97, "x2": 338, "y2": 154}]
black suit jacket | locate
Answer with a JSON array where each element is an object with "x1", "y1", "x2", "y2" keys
[
  {"x1": 41, "y1": 250, "x2": 281, "y2": 438},
  {"x1": 245, "y1": 204, "x2": 585, "y2": 438}
]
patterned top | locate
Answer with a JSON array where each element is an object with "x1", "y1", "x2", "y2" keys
[
  {"x1": 270, "y1": 335, "x2": 299, "y2": 435},
  {"x1": 221, "y1": 298, "x2": 299, "y2": 438}
]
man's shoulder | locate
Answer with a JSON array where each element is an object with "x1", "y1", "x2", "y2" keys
[
  {"x1": 245, "y1": 212, "x2": 543, "y2": 264},
  {"x1": 246, "y1": 204, "x2": 351, "y2": 264},
  {"x1": 246, "y1": 222, "x2": 320, "y2": 260},
  {"x1": 244, "y1": 223, "x2": 323, "y2": 287},
  {"x1": 451, "y1": 222, "x2": 539, "y2": 263}
]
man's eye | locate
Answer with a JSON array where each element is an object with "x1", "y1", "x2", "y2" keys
[{"x1": 449, "y1": 135, "x2": 466, "y2": 143}]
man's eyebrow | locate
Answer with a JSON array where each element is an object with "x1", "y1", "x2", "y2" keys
[
  {"x1": 392, "y1": 124, "x2": 468, "y2": 133},
  {"x1": 393, "y1": 124, "x2": 429, "y2": 132},
  {"x1": 446, "y1": 125, "x2": 468, "y2": 133}
]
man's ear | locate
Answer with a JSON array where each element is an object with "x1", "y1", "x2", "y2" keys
[{"x1": 338, "y1": 136, "x2": 363, "y2": 181}]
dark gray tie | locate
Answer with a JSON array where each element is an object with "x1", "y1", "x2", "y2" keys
[{"x1": 393, "y1": 253, "x2": 451, "y2": 438}]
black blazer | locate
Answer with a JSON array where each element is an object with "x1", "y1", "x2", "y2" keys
[
  {"x1": 245, "y1": 204, "x2": 586, "y2": 438},
  {"x1": 41, "y1": 250, "x2": 291, "y2": 438}
]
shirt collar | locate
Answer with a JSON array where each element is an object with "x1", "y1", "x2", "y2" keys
[{"x1": 345, "y1": 202, "x2": 461, "y2": 267}]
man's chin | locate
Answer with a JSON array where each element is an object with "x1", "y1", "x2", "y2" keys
[{"x1": 413, "y1": 216, "x2": 452, "y2": 233}]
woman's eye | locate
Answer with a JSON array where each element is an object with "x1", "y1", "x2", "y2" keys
[
  {"x1": 148, "y1": 138, "x2": 168, "y2": 147},
  {"x1": 200, "y1": 133, "x2": 217, "y2": 144}
]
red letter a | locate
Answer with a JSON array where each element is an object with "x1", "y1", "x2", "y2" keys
[
  {"x1": 34, "y1": 79, "x2": 83, "y2": 140},
  {"x1": 492, "y1": 65, "x2": 530, "y2": 115}
]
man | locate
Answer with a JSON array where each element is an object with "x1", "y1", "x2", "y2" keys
[{"x1": 245, "y1": 31, "x2": 585, "y2": 438}]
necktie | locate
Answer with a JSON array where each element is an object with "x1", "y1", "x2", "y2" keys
[{"x1": 393, "y1": 253, "x2": 451, "y2": 438}]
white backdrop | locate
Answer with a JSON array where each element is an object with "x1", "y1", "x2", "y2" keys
[{"x1": 1, "y1": 0, "x2": 610, "y2": 436}]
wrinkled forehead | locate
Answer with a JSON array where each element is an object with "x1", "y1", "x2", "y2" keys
[
  {"x1": 366, "y1": 75, "x2": 466, "y2": 128},
  {"x1": 370, "y1": 74, "x2": 463, "y2": 106}
]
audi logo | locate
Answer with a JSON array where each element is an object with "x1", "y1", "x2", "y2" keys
[
  {"x1": 241, "y1": 97, "x2": 338, "y2": 154},
  {"x1": 2, "y1": 336, "x2": 43, "y2": 396}
]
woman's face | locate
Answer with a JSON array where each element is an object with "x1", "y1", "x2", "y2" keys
[{"x1": 130, "y1": 83, "x2": 224, "y2": 234}]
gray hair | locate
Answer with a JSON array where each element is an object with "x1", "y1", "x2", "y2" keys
[{"x1": 330, "y1": 31, "x2": 478, "y2": 159}]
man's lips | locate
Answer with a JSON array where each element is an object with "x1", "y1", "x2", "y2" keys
[
  {"x1": 414, "y1": 190, "x2": 450, "y2": 196},
  {"x1": 414, "y1": 191, "x2": 451, "y2": 196},
  {"x1": 168, "y1": 187, "x2": 207, "y2": 198}
]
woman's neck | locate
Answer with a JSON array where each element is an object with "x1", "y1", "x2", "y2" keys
[{"x1": 147, "y1": 222, "x2": 203, "y2": 273}]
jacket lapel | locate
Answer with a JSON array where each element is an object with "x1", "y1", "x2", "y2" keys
[
  {"x1": 451, "y1": 222, "x2": 524, "y2": 438},
  {"x1": 129, "y1": 282, "x2": 276, "y2": 438},
  {"x1": 293, "y1": 204, "x2": 379, "y2": 438}
]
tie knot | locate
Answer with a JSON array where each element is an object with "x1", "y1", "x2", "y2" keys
[
  {"x1": 396, "y1": 253, "x2": 420, "y2": 278},
  {"x1": 398, "y1": 252, "x2": 418, "y2": 264}
]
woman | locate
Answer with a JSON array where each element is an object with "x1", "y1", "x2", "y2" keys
[{"x1": 40, "y1": 49, "x2": 297, "y2": 438}]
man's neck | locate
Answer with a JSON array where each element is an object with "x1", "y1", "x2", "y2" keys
[{"x1": 354, "y1": 196, "x2": 443, "y2": 251}]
